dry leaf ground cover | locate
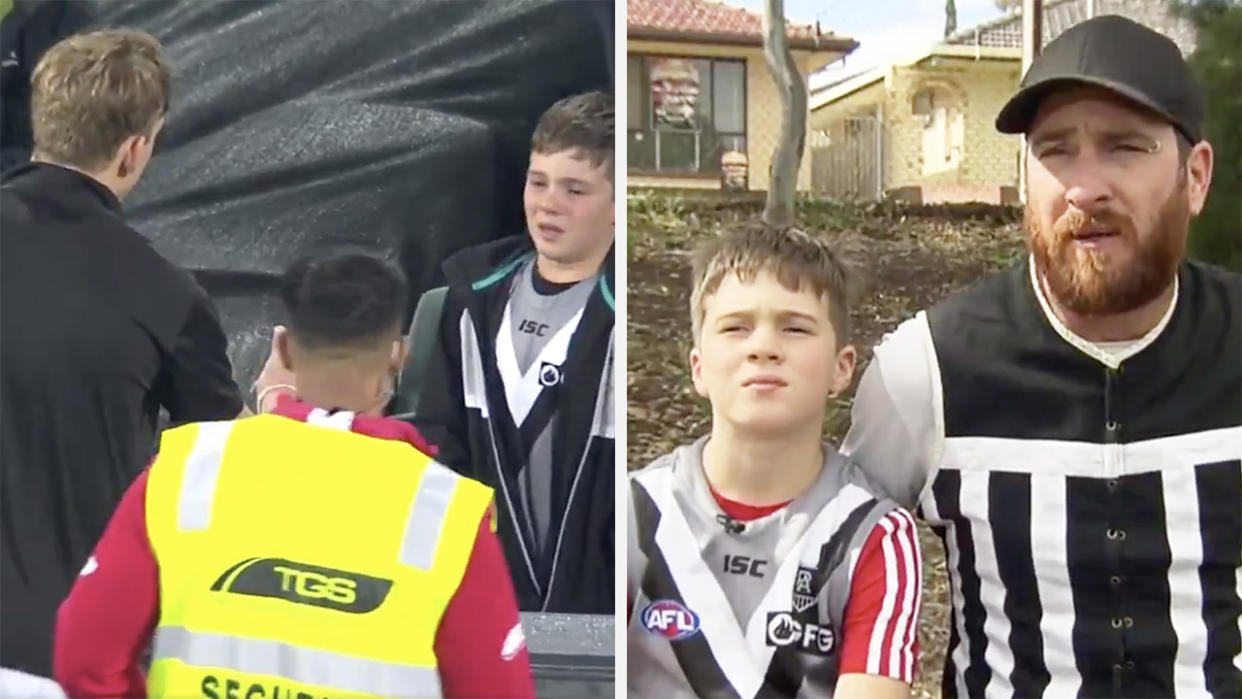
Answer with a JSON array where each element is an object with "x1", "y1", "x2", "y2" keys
[{"x1": 625, "y1": 190, "x2": 1026, "y2": 698}]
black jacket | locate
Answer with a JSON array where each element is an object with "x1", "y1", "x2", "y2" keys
[
  {"x1": 414, "y1": 235, "x2": 614, "y2": 614},
  {"x1": 0, "y1": 163, "x2": 242, "y2": 675},
  {"x1": 1, "y1": 1, "x2": 94, "y2": 172}
]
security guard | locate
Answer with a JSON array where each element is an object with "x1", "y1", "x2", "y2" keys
[{"x1": 54, "y1": 250, "x2": 535, "y2": 699}]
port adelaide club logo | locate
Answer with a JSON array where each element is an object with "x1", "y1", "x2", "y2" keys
[
  {"x1": 642, "y1": 599, "x2": 701, "y2": 641},
  {"x1": 792, "y1": 566, "x2": 817, "y2": 613}
]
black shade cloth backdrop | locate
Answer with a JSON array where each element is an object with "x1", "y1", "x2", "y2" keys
[{"x1": 84, "y1": 0, "x2": 612, "y2": 394}]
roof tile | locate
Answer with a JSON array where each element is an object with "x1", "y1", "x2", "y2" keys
[{"x1": 627, "y1": 0, "x2": 822, "y2": 41}]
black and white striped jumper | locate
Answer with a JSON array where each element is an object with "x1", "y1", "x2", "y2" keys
[{"x1": 843, "y1": 258, "x2": 1242, "y2": 698}]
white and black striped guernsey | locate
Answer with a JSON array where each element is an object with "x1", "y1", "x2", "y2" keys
[
  {"x1": 627, "y1": 438, "x2": 904, "y2": 698},
  {"x1": 844, "y1": 259, "x2": 1242, "y2": 698}
]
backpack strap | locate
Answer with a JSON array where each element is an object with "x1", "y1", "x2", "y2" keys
[{"x1": 390, "y1": 285, "x2": 449, "y2": 420}]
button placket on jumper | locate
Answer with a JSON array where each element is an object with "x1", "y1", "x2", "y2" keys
[{"x1": 1104, "y1": 364, "x2": 1135, "y2": 694}]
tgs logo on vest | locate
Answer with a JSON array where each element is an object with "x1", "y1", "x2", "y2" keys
[
  {"x1": 642, "y1": 600, "x2": 701, "y2": 641},
  {"x1": 212, "y1": 558, "x2": 393, "y2": 614}
]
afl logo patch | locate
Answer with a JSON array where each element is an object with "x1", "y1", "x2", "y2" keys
[{"x1": 642, "y1": 599, "x2": 701, "y2": 641}]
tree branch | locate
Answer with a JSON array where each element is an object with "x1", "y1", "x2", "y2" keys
[{"x1": 762, "y1": 0, "x2": 806, "y2": 228}]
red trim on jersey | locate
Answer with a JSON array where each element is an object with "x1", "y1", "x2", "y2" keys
[
  {"x1": 708, "y1": 485, "x2": 791, "y2": 521},
  {"x1": 54, "y1": 401, "x2": 531, "y2": 698},
  {"x1": 838, "y1": 509, "x2": 922, "y2": 684}
]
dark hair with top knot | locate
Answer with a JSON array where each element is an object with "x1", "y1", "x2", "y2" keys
[{"x1": 281, "y1": 249, "x2": 407, "y2": 352}]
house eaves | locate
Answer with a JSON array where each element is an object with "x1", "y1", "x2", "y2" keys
[
  {"x1": 628, "y1": 27, "x2": 858, "y2": 54},
  {"x1": 917, "y1": 43, "x2": 1021, "y2": 62},
  {"x1": 810, "y1": 43, "x2": 1020, "y2": 110},
  {"x1": 809, "y1": 66, "x2": 886, "y2": 110}
]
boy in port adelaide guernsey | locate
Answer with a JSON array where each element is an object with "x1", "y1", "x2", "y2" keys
[
  {"x1": 627, "y1": 225, "x2": 922, "y2": 699},
  {"x1": 413, "y1": 90, "x2": 615, "y2": 614},
  {"x1": 52, "y1": 250, "x2": 534, "y2": 699}
]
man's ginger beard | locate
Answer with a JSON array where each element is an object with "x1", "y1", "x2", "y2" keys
[{"x1": 1026, "y1": 174, "x2": 1189, "y2": 316}]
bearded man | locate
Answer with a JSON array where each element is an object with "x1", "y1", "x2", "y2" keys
[{"x1": 841, "y1": 15, "x2": 1241, "y2": 699}]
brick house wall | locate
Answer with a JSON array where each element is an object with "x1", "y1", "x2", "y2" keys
[
  {"x1": 887, "y1": 59, "x2": 1022, "y2": 190},
  {"x1": 812, "y1": 57, "x2": 1022, "y2": 198},
  {"x1": 811, "y1": 0, "x2": 1196, "y2": 202}
]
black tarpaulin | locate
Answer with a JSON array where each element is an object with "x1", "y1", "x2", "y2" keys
[{"x1": 84, "y1": 0, "x2": 612, "y2": 390}]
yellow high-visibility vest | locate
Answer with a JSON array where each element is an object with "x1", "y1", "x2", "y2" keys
[{"x1": 144, "y1": 413, "x2": 493, "y2": 699}]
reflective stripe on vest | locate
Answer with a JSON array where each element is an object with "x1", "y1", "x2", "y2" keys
[
  {"x1": 177, "y1": 421, "x2": 234, "y2": 531},
  {"x1": 152, "y1": 625, "x2": 442, "y2": 697},
  {"x1": 399, "y1": 464, "x2": 460, "y2": 569},
  {"x1": 173, "y1": 418, "x2": 464, "y2": 571}
]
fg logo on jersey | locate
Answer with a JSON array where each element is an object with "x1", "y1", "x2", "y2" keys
[
  {"x1": 642, "y1": 600, "x2": 701, "y2": 641},
  {"x1": 766, "y1": 611, "x2": 835, "y2": 656},
  {"x1": 539, "y1": 362, "x2": 562, "y2": 387}
]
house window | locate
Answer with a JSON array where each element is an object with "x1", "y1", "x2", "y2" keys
[{"x1": 627, "y1": 54, "x2": 746, "y2": 175}]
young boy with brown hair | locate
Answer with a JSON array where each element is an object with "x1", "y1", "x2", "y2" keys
[
  {"x1": 415, "y1": 90, "x2": 615, "y2": 613},
  {"x1": 628, "y1": 225, "x2": 921, "y2": 698}
]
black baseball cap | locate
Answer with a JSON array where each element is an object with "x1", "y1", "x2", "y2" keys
[{"x1": 996, "y1": 15, "x2": 1205, "y2": 143}]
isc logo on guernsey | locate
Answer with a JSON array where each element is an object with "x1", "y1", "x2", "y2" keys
[{"x1": 642, "y1": 600, "x2": 701, "y2": 640}]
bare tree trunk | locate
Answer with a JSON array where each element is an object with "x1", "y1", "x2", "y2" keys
[
  {"x1": 1021, "y1": 0, "x2": 1043, "y2": 72},
  {"x1": 762, "y1": 0, "x2": 805, "y2": 228},
  {"x1": 1019, "y1": 0, "x2": 1042, "y2": 203}
]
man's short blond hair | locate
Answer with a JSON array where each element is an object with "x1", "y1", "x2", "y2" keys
[
  {"x1": 690, "y1": 224, "x2": 852, "y2": 343},
  {"x1": 31, "y1": 28, "x2": 170, "y2": 170}
]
